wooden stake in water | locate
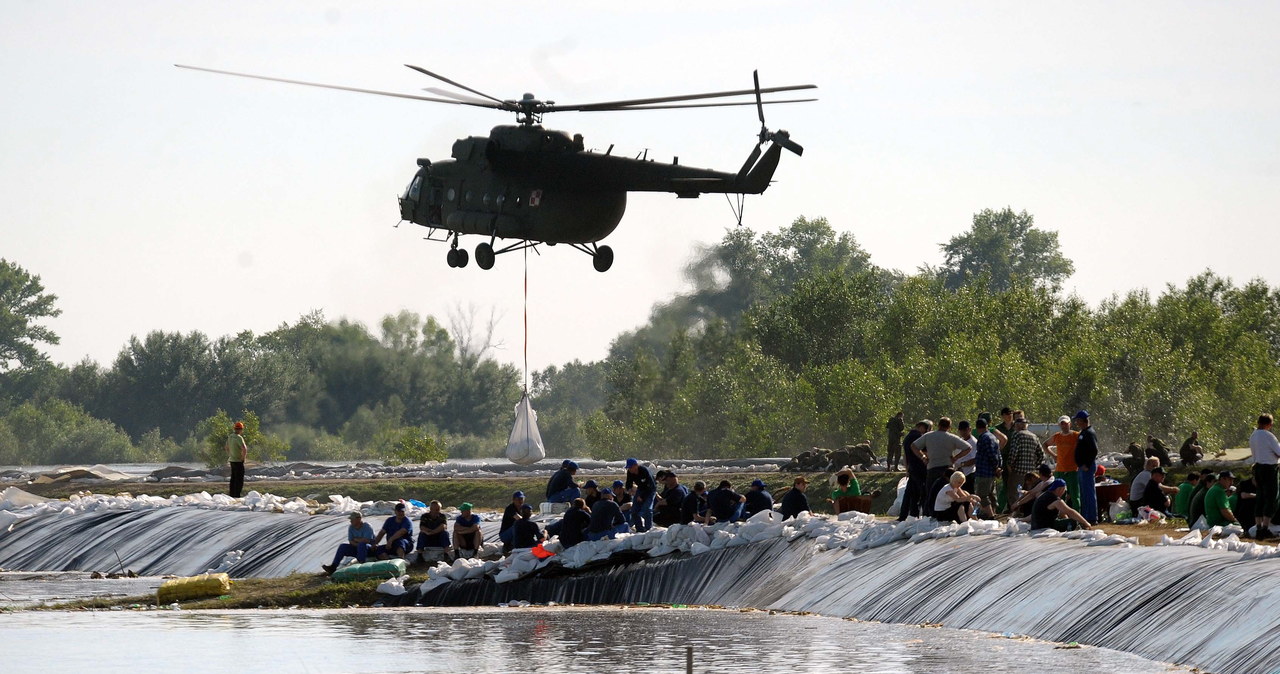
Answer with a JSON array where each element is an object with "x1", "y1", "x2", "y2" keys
[
  {"x1": 113, "y1": 548, "x2": 127, "y2": 576},
  {"x1": 686, "y1": 645, "x2": 693, "y2": 674}
]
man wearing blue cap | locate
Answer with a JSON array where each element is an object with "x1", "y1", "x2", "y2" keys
[
  {"x1": 1073, "y1": 410, "x2": 1099, "y2": 524},
  {"x1": 1030, "y1": 478, "x2": 1092, "y2": 532},
  {"x1": 499, "y1": 491, "x2": 526, "y2": 554},
  {"x1": 582, "y1": 480, "x2": 604, "y2": 508},
  {"x1": 546, "y1": 459, "x2": 581, "y2": 503},
  {"x1": 744, "y1": 478, "x2": 774, "y2": 518},
  {"x1": 625, "y1": 458, "x2": 657, "y2": 532}
]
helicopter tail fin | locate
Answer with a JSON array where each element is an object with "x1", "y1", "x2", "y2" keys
[{"x1": 738, "y1": 142, "x2": 783, "y2": 194}]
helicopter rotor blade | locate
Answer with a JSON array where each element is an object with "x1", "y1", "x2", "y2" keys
[
  {"x1": 549, "y1": 83, "x2": 816, "y2": 112},
  {"x1": 754, "y1": 70, "x2": 765, "y2": 125},
  {"x1": 563, "y1": 98, "x2": 816, "y2": 112},
  {"x1": 174, "y1": 64, "x2": 507, "y2": 109},
  {"x1": 403, "y1": 64, "x2": 508, "y2": 106},
  {"x1": 423, "y1": 87, "x2": 494, "y2": 105}
]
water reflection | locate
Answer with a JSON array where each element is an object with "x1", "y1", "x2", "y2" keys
[{"x1": 1, "y1": 607, "x2": 1178, "y2": 674}]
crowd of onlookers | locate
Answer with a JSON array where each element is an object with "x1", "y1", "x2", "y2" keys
[
  {"x1": 319, "y1": 411, "x2": 1280, "y2": 573},
  {"x1": 886, "y1": 408, "x2": 1280, "y2": 538}
]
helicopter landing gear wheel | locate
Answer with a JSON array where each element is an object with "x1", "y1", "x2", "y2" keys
[
  {"x1": 454, "y1": 248, "x2": 469, "y2": 268},
  {"x1": 593, "y1": 245, "x2": 614, "y2": 272},
  {"x1": 446, "y1": 249, "x2": 458, "y2": 268},
  {"x1": 475, "y1": 242, "x2": 495, "y2": 270}
]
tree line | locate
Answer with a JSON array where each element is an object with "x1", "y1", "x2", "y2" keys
[
  {"x1": 0, "y1": 273, "x2": 519, "y2": 465},
  {"x1": 2, "y1": 208, "x2": 1278, "y2": 466},
  {"x1": 534, "y1": 211, "x2": 1280, "y2": 460}
]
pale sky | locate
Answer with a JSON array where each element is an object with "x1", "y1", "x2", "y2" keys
[{"x1": 3, "y1": 1, "x2": 1278, "y2": 377}]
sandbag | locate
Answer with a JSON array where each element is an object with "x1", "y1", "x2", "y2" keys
[
  {"x1": 376, "y1": 575, "x2": 409, "y2": 596},
  {"x1": 156, "y1": 573, "x2": 231, "y2": 603},
  {"x1": 505, "y1": 392, "x2": 546, "y2": 466},
  {"x1": 331, "y1": 558, "x2": 408, "y2": 583}
]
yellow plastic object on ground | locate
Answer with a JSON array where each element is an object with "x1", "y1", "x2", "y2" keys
[{"x1": 156, "y1": 573, "x2": 232, "y2": 603}]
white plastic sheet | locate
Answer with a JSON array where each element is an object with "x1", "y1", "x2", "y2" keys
[{"x1": 504, "y1": 392, "x2": 546, "y2": 466}]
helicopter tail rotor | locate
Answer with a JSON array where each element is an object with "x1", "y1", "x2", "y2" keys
[{"x1": 753, "y1": 70, "x2": 804, "y2": 156}]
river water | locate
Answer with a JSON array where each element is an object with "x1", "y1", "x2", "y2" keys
[{"x1": 1, "y1": 606, "x2": 1178, "y2": 673}]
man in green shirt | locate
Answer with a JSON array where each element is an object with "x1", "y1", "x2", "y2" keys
[
  {"x1": 1204, "y1": 471, "x2": 1238, "y2": 527},
  {"x1": 1173, "y1": 472, "x2": 1199, "y2": 518}
]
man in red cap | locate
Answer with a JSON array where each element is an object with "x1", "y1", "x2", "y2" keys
[{"x1": 227, "y1": 421, "x2": 247, "y2": 498}]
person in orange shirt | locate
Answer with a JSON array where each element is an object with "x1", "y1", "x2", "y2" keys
[{"x1": 1044, "y1": 415, "x2": 1080, "y2": 509}]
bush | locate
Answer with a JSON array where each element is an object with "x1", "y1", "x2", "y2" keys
[
  {"x1": 1, "y1": 399, "x2": 137, "y2": 465},
  {"x1": 385, "y1": 427, "x2": 447, "y2": 465}
]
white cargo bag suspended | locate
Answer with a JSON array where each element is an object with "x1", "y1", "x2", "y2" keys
[{"x1": 505, "y1": 392, "x2": 546, "y2": 465}]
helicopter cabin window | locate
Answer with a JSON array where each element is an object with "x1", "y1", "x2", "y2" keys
[
  {"x1": 405, "y1": 176, "x2": 422, "y2": 201},
  {"x1": 447, "y1": 188, "x2": 457, "y2": 203},
  {"x1": 495, "y1": 194, "x2": 505, "y2": 209},
  {"x1": 482, "y1": 193, "x2": 491, "y2": 208},
  {"x1": 465, "y1": 190, "x2": 473, "y2": 204}
]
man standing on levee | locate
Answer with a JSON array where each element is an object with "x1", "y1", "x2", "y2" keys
[{"x1": 227, "y1": 421, "x2": 247, "y2": 498}]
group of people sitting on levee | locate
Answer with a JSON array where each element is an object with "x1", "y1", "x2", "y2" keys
[
  {"x1": 318, "y1": 456, "x2": 836, "y2": 573},
  {"x1": 320, "y1": 500, "x2": 483, "y2": 575},
  {"x1": 533, "y1": 458, "x2": 810, "y2": 548}
]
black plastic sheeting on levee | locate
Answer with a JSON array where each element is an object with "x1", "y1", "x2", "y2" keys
[
  {"x1": 394, "y1": 533, "x2": 1280, "y2": 674},
  {"x1": 0, "y1": 509, "x2": 501, "y2": 578},
  {"x1": 390, "y1": 537, "x2": 815, "y2": 608}
]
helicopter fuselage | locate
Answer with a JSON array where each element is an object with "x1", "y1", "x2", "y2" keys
[{"x1": 398, "y1": 124, "x2": 782, "y2": 246}]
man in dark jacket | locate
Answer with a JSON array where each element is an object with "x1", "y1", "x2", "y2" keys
[
  {"x1": 885, "y1": 412, "x2": 905, "y2": 470},
  {"x1": 625, "y1": 458, "x2": 658, "y2": 532},
  {"x1": 779, "y1": 476, "x2": 810, "y2": 520},
  {"x1": 1073, "y1": 410, "x2": 1100, "y2": 524},
  {"x1": 743, "y1": 479, "x2": 774, "y2": 518},
  {"x1": 512, "y1": 504, "x2": 544, "y2": 549},
  {"x1": 558, "y1": 498, "x2": 591, "y2": 548},
  {"x1": 681, "y1": 481, "x2": 713, "y2": 524},
  {"x1": 587, "y1": 489, "x2": 629, "y2": 540},
  {"x1": 546, "y1": 460, "x2": 581, "y2": 503},
  {"x1": 897, "y1": 420, "x2": 931, "y2": 521},
  {"x1": 656, "y1": 471, "x2": 689, "y2": 527},
  {"x1": 499, "y1": 491, "x2": 526, "y2": 554},
  {"x1": 707, "y1": 480, "x2": 746, "y2": 522}
]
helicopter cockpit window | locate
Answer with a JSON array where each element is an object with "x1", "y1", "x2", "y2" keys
[{"x1": 406, "y1": 176, "x2": 422, "y2": 201}]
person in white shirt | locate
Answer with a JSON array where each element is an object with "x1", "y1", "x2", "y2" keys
[
  {"x1": 1249, "y1": 413, "x2": 1280, "y2": 539},
  {"x1": 933, "y1": 470, "x2": 980, "y2": 523}
]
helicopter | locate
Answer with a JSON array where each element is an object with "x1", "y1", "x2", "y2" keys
[{"x1": 176, "y1": 64, "x2": 816, "y2": 272}]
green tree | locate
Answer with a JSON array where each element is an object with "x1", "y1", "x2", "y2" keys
[
  {"x1": 939, "y1": 208, "x2": 1074, "y2": 292},
  {"x1": 0, "y1": 259, "x2": 61, "y2": 372}
]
